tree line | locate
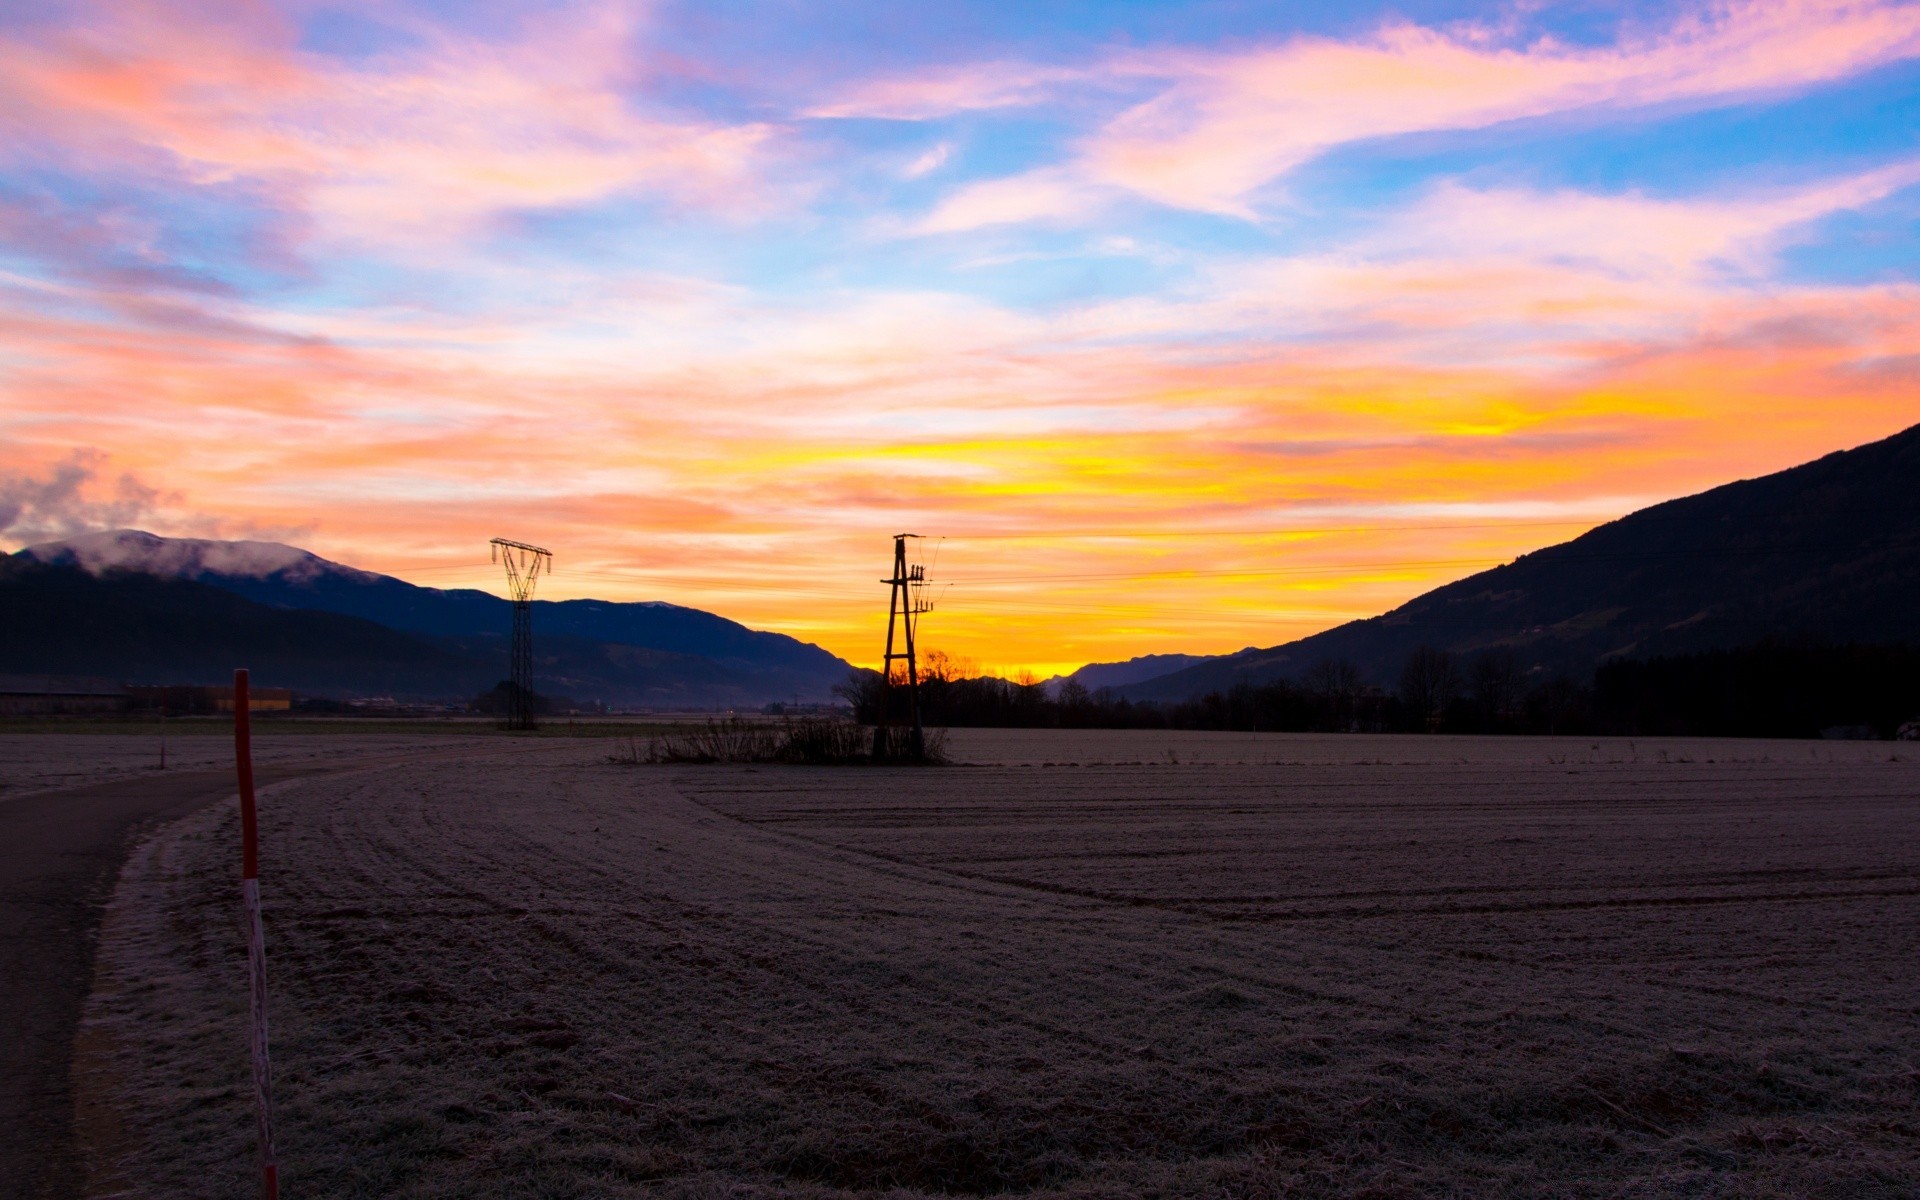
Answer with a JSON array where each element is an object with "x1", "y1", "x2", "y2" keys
[{"x1": 837, "y1": 641, "x2": 1920, "y2": 739}]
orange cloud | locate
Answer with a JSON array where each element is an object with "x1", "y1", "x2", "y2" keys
[{"x1": 11, "y1": 261, "x2": 1914, "y2": 674}]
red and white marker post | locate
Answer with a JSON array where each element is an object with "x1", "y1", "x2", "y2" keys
[{"x1": 234, "y1": 668, "x2": 281, "y2": 1198}]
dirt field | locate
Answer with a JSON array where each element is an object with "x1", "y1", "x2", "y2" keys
[
  {"x1": 0, "y1": 731, "x2": 508, "y2": 802},
  {"x1": 73, "y1": 731, "x2": 1920, "y2": 1198}
]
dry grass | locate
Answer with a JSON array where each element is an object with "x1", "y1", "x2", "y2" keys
[
  {"x1": 76, "y1": 732, "x2": 1920, "y2": 1197},
  {"x1": 620, "y1": 718, "x2": 944, "y2": 765}
]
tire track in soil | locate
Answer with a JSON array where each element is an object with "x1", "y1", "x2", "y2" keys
[
  {"x1": 83, "y1": 746, "x2": 1920, "y2": 1196},
  {"x1": 673, "y1": 759, "x2": 1920, "y2": 1051},
  {"x1": 313, "y1": 761, "x2": 1286, "y2": 1116},
  {"x1": 661, "y1": 771, "x2": 1592, "y2": 1035}
]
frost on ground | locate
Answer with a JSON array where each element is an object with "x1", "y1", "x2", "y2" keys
[
  {"x1": 0, "y1": 731, "x2": 502, "y2": 801},
  {"x1": 77, "y1": 732, "x2": 1920, "y2": 1198}
]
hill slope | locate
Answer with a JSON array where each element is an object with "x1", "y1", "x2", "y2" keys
[
  {"x1": 1044, "y1": 653, "x2": 1214, "y2": 696},
  {"x1": 22, "y1": 530, "x2": 846, "y2": 677},
  {"x1": 7, "y1": 535, "x2": 857, "y2": 705},
  {"x1": 1124, "y1": 421, "x2": 1920, "y2": 700},
  {"x1": 0, "y1": 559, "x2": 482, "y2": 696}
]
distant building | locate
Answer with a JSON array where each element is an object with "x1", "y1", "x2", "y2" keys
[
  {"x1": 0, "y1": 675, "x2": 131, "y2": 715},
  {"x1": 125, "y1": 685, "x2": 293, "y2": 714},
  {"x1": 1819, "y1": 724, "x2": 1876, "y2": 741}
]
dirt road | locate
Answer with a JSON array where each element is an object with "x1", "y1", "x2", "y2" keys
[
  {"x1": 1, "y1": 767, "x2": 298, "y2": 1199},
  {"x1": 1, "y1": 735, "x2": 515, "y2": 1200}
]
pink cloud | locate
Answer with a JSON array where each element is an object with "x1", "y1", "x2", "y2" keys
[
  {"x1": 1361, "y1": 163, "x2": 1920, "y2": 281},
  {"x1": 1018, "y1": 161, "x2": 1920, "y2": 375},
  {"x1": 912, "y1": 168, "x2": 1106, "y2": 234},
  {"x1": 0, "y1": 1, "x2": 782, "y2": 246},
  {"x1": 915, "y1": 0, "x2": 1920, "y2": 228}
]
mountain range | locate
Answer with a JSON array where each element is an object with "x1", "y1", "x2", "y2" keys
[
  {"x1": 7, "y1": 420, "x2": 1918, "y2": 708},
  {"x1": 7, "y1": 532, "x2": 854, "y2": 706},
  {"x1": 1044, "y1": 653, "x2": 1212, "y2": 696},
  {"x1": 1115, "y1": 420, "x2": 1920, "y2": 700}
]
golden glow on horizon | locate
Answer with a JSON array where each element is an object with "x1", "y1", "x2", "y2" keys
[
  {"x1": 3, "y1": 0, "x2": 1919, "y2": 674},
  {"x1": 7, "y1": 280, "x2": 1918, "y2": 672}
]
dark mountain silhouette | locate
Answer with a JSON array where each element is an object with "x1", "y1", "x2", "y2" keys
[
  {"x1": 1121, "y1": 421, "x2": 1920, "y2": 701},
  {"x1": 9, "y1": 533, "x2": 856, "y2": 705},
  {"x1": 1044, "y1": 652, "x2": 1213, "y2": 695},
  {"x1": 0, "y1": 558, "x2": 480, "y2": 696},
  {"x1": 22, "y1": 530, "x2": 846, "y2": 676}
]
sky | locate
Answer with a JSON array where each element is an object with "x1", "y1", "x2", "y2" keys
[{"x1": 2, "y1": 0, "x2": 1918, "y2": 676}]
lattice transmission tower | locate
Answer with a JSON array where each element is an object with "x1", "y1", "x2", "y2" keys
[
  {"x1": 490, "y1": 538, "x2": 552, "y2": 731},
  {"x1": 873, "y1": 533, "x2": 934, "y2": 760}
]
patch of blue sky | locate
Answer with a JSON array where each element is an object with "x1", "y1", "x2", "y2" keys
[
  {"x1": 254, "y1": 256, "x2": 450, "y2": 326},
  {"x1": 644, "y1": 0, "x2": 1633, "y2": 73},
  {"x1": 390, "y1": 0, "x2": 581, "y2": 42},
  {"x1": 864, "y1": 230, "x2": 1182, "y2": 310},
  {"x1": 498, "y1": 199, "x2": 834, "y2": 289},
  {"x1": 1278, "y1": 59, "x2": 1920, "y2": 208},
  {"x1": 1475, "y1": 0, "x2": 1686, "y2": 48},
  {"x1": 295, "y1": 8, "x2": 425, "y2": 62},
  {"x1": 804, "y1": 109, "x2": 1096, "y2": 187},
  {"x1": 1245, "y1": 157, "x2": 1438, "y2": 245},
  {"x1": 484, "y1": 115, "x2": 1076, "y2": 245},
  {"x1": 0, "y1": 171, "x2": 297, "y2": 298},
  {"x1": 1071, "y1": 202, "x2": 1304, "y2": 261},
  {"x1": 491, "y1": 193, "x2": 1165, "y2": 322},
  {"x1": 639, "y1": 0, "x2": 1192, "y2": 76},
  {"x1": 1773, "y1": 189, "x2": 1920, "y2": 285},
  {"x1": 0, "y1": 0, "x2": 96, "y2": 38}
]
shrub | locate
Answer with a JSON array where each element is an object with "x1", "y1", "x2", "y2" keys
[{"x1": 611, "y1": 717, "x2": 945, "y2": 765}]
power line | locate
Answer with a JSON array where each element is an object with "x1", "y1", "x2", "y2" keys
[
  {"x1": 370, "y1": 517, "x2": 1602, "y2": 578},
  {"x1": 362, "y1": 532, "x2": 1920, "y2": 634},
  {"x1": 444, "y1": 532, "x2": 1920, "y2": 589},
  {"x1": 934, "y1": 518, "x2": 1602, "y2": 541}
]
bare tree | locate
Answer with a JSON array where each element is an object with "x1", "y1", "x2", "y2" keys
[
  {"x1": 1303, "y1": 657, "x2": 1364, "y2": 729},
  {"x1": 1399, "y1": 646, "x2": 1461, "y2": 731},
  {"x1": 1470, "y1": 649, "x2": 1526, "y2": 728},
  {"x1": 832, "y1": 669, "x2": 886, "y2": 723},
  {"x1": 1014, "y1": 670, "x2": 1047, "y2": 713},
  {"x1": 919, "y1": 648, "x2": 979, "y2": 685}
]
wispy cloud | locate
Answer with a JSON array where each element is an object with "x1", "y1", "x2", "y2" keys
[
  {"x1": 1039, "y1": 161, "x2": 1920, "y2": 368},
  {"x1": 805, "y1": 61, "x2": 1094, "y2": 120},
  {"x1": 901, "y1": 141, "x2": 954, "y2": 179},
  {"x1": 0, "y1": 0, "x2": 783, "y2": 248},
  {"x1": 912, "y1": 168, "x2": 1108, "y2": 233},
  {"x1": 915, "y1": 0, "x2": 1920, "y2": 229}
]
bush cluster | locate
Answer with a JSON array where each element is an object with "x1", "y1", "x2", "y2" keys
[{"x1": 614, "y1": 717, "x2": 945, "y2": 764}]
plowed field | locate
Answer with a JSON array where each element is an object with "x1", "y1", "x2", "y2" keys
[{"x1": 77, "y1": 732, "x2": 1920, "y2": 1197}]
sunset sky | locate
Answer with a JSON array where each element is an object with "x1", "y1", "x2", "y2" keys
[{"x1": 3, "y1": 0, "x2": 1918, "y2": 675}]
